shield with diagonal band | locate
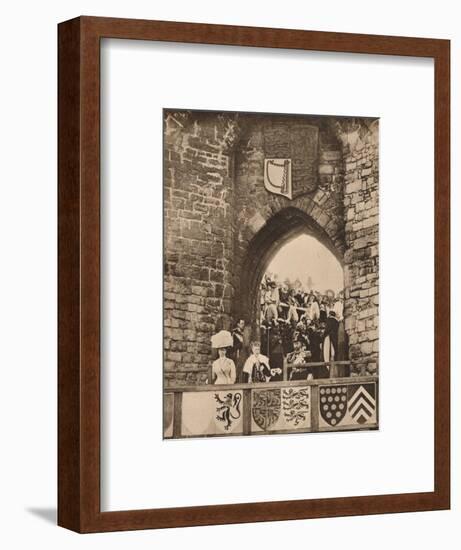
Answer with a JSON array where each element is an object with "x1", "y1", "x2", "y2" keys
[{"x1": 264, "y1": 159, "x2": 292, "y2": 199}]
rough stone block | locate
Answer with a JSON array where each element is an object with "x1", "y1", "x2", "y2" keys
[
  {"x1": 346, "y1": 179, "x2": 362, "y2": 194},
  {"x1": 319, "y1": 164, "x2": 334, "y2": 175},
  {"x1": 361, "y1": 342, "x2": 373, "y2": 355}
]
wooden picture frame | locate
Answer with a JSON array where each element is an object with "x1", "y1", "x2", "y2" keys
[{"x1": 58, "y1": 16, "x2": 450, "y2": 532}]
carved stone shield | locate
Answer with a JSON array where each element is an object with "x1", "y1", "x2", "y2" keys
[
  {"x1": 263, "y1": 123, "x2": 318, "y2": 199},
  {"x1": 319, "y1": 385, "x2": 348, "y2": 427},
  {"x1": 264, "y1": 159, "x2": 292, "y2": 199},
  {"x1": 282, "y1": 387, "x2": 310, "y2": 426},
  {"x1": 214, "y1": 391, "x2": 242, "y2": 432},
  {"x1": 347, "y1": 384, "x2": 376, "y2": 425},
  {"x1": 252, "y1": 389, "x2": 281, "y2": 431}
]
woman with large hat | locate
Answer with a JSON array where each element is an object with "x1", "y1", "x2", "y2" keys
[{"x1": 210, "y1": 330, "x2": 236, "y2": 385}]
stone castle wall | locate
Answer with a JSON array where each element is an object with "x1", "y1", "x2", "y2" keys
[
  {"x1": 341, "y1": 120, "x2": 380, "y2": 374},
  {"x1": 163, "y1": 111, "x2": 379, "y2": 385},
  {"x1": 163, "y1": 112, "x2": 238, "y2": 386},
  {"x1": 231, "y1": 115, "x2": 346, "y2": 327}
]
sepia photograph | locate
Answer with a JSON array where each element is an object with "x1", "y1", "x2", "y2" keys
[{"x1": 163, "y1": 109, "x2": 379, "y2": 439}]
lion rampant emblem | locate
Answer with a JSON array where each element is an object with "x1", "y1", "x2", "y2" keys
[{"x1": 214, "y1": 392, "x2": 242, "y2": 430}]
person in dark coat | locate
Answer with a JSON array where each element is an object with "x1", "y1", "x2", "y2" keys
[
  {"x1": 268, "y1": 326, "x2": 284, "y2": 381},
  {"x1": 287, "y1": 338, "x2": 312, "y2": 380},
  {"x1": 325, "y1": 311, "x2": 339, "y2": 356},
  {"x1": 260, "y1": 323, "x2": 268, "y2": 358},
  {"x1": 309, "y1": 322, "x2": 330, "y2": 379},
  {"x1": 280, "y1": 319, "x2": 294, "y2": 355},
  {"x1": 323, "y1": 311, "x2": 339, "y2": 377},
  {"x1": 308, "y1": 322, "x2": 323, "y2": 362},
  {"x1": 319, "y1": 296, "x2": 329, "y2": 323},
  {"x1": 232, "y1": 319, "x2": 246, "y2": 382}
]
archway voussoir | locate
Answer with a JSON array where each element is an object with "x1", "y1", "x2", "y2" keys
[
  {"x1": 325, "y1": 218, "x2": 340, "y2": 238},
  {"x1": 245, "y1": 210, "x2": 267, "y2": 238},
  {"x1": 309, "y1": 203, "x2": 323, "y2": 224},
  {"x1": 333, "y1": 238, "x2": 346, "y2": 256},
  {"x1": 300, "y1": 196, "x2": 315, "y2": 215},
  {"x1": 313, "y1": 188, "x2": 329, "y2": 207},
  {"x1": 272, "y1": 195, "x2": 288, "y2": 215},
  {"x1": 317, "y1": 212, "x2": 331, "y2": 230}
]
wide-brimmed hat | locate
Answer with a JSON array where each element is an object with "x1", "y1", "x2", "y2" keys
[{"x1": 211, "y1": 330, "x2": 233, "y2": 349}]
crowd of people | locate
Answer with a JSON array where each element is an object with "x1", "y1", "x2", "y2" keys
[
  {"x1": 210, "y1": 274, "x2": 349, "y2": 385},
  {"x1": 260, "y1": 273, "x2": 344, "y2": 326}
]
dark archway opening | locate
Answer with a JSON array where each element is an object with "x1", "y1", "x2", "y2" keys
[{"x1": 238, "y1": 207, "x2": 344, "y2": 336}]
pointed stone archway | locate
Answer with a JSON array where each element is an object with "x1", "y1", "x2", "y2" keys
[{"x1": 237, "y1": 206, "x2": 344, "y2": 336}]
